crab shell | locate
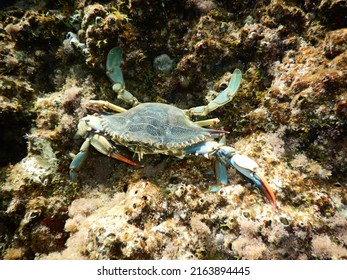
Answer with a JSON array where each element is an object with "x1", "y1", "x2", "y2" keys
[{"x1": 98, "y1": 103, "x2": 223, "y2": 158}]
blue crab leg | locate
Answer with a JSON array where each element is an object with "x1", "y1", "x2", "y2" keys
[
  {"x1": 212, "y1": 135, "x2": 228, "y2": 185},
  {"x1": 194, "y1": 118, "x2": 220, "y2": 127},
  {"x1": 90, "y1": 134, "x2": 142, "y2": 167},
  {"x1": 185, "y1": 141, "x2": 277, "y2": 209},
  {"x1": 214, "y1": 159, "x2": 228, "y2": 185},
  {"x1": 106, "y1": 47, "x2": 140, "y2": 106},
  {"x1": 106, "y1": 47, "x2": 124, "y2": 86},
  {"x1": 184, "y1": 141, "x2": 229, "y2": 187},
  {"x1": 69, "y1": 138, "x2": 91, "y2": 181},
  {"x1": 217, "y1": 148, "x2": 277, "y2": 210},
  {"x1": 184, "y1": 141, "x2": 220, "y2": 155},
  {"x1": 89, "y1": 100, "x2": 127, "y2": 113},
  {"x1": 69, "y1": 134, "x2": 142, "y2": 181},
  {"x1": 185, "y1": 68, "x2": 242, "y2": 117}
]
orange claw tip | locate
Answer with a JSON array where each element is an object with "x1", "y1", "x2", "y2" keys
[
  {"x1": 256, "y1": 172, "x2": 277, "y2": 211},
  {"x1": 110, "y1": 152, "x2": 143, "y2": 167}
]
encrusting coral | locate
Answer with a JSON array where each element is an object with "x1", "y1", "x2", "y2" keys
[{"x1": 0, "y1": 0, "x2": 346, "y2": 260}]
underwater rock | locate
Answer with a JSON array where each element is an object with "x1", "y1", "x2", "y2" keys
[
  {"x1": 0, "y1": 0, "x2": 346, "y2": 260},
  {"x1": 317, "y1": 0, "x2": 347, "y2": 29},
  {"x1": 323, "y1": 28, "x2": 347, "y2": 58},
  {"x1": 153, "y1": 54, "x2": 173, "y2": 72}
]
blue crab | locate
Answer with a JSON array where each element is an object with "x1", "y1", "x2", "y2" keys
[{"x1": 70, "y1": 47, "x2": 277, "y2": 209}]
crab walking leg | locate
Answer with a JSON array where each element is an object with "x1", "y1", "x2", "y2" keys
[
  {"x1": 69, "y1": 137, "x2": 91, "y2": 181},
  {"x1": 214, "y1": 159, "x2": 228, "y2": 185},
  {"x1": 112, "y1": 87, "x2": 140, "y2": 106},
  {"x1": 106, "y1": 47, "x2": 123, "y2": 85},
  {"x1": 184, "y1": 141, "x2": 230, "y2": 186},
  {"x1": 89, "y1": 100, "x2": 127, "y2": 113},
  {"x1": 106, "y1": 47, "x2": 140, "y2": 106},
  {"x1": 194, "y1": 118, "x2": 220, "y2": 127},
  {"x1": 185, "y1": 69, "x2": 242, "y2": 117},
  {"x1": 69, "y1": 134, "x2": 142, "y2": 181}
]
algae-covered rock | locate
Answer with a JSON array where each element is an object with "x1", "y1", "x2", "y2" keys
[{"x1": 0, "y1": 0, "x2": 346, "y2": 260}]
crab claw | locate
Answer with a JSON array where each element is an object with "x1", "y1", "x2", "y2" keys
[
  {"x1": 109, "y1": 151, "x2": 143, "y2": 167},
  {"x1": 229, "y1": 154, "x2": 277, "y2": 210}
]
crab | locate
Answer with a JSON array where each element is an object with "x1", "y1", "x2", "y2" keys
[{"x1": 70, "y1": 47, "x2": 277, "y2": 210}]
